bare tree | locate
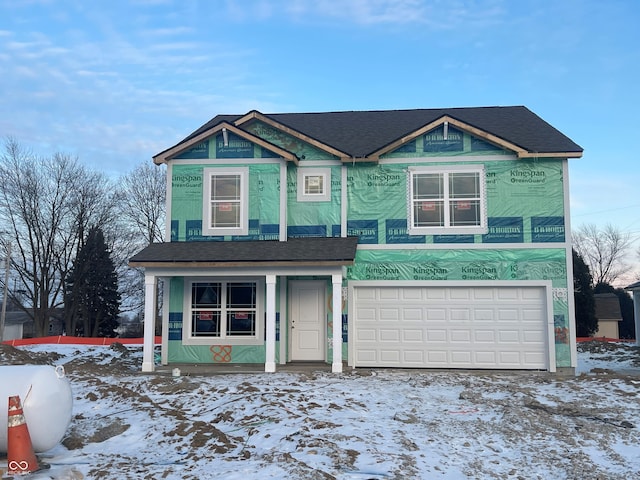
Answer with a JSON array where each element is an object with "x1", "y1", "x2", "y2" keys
[
  {"x1": 117, "y1": 162, "x2": 166, "y2": 244},
  {"x1": 114, "y1": 162, "x2": 166, "y2": 316},
  {"x1": 0, "y1": 138, "x2": 116, "y2": 337},
  {"x1": 572, "y1": 223, "x2": 633, "y2": 286}
]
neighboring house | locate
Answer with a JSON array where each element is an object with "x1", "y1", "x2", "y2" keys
[
  {"x1": 130, "y1": 106, "x2": 583, "y2": 373},
  {"x1": 624, "y1": 281, "x2": 640, "y2": 346},
  {"x1": 1, "y1": 307, "x2": 65, "y2": 340},
  {"x1": 2, "y1": 311, "x2": 30, "y2": 341},
  {"x1": 592, "y1": 293, "x2": 623, "y2": 339}
]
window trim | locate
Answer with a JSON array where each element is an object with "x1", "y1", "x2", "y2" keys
[
  {"x1": 407, "y1": 164, "x2": 487, "y2": 235},
  {"x1": 182, "y1": 277, "x2": 264, "y2": 346},
  {"x1": 202, "y1": 167, "x2": 249, "y2": 236},
  {"x1": 297, "y1": 167, "x2": 331, "y2": 202}
]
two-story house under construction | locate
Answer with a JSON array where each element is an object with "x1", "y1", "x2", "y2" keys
[{"x1": 130, "y1": 106, "x2": 583, "y2": 373}]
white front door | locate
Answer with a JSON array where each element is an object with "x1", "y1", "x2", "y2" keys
[{"x1": 290, "y1": 280, "x2": 326, "y2": 361}]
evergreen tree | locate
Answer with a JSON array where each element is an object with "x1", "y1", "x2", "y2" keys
[
  {"x1": 573, "y1": 249, "x2": 597, "y2": 337},
  {"x1": 65, "y1": 227, "x2": 120, "y2": 337},
  {"x1": 594, "y1": 282, "x2": 636, "y2": 339}
]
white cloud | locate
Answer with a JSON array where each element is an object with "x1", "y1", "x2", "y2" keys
[{"x1": 222, "y1": 0, "x2": 506, "y2": 28}]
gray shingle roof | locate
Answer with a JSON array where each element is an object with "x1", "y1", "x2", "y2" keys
[
  {"x1": 172, "y1": 106, "x2": 582, "y2": 159},
  {"x1": 594, "y1": 293, "x2": 623, "y2": 320},
  {"x1": 129, "y1": 237, "x2": 359, "y2": 267}
]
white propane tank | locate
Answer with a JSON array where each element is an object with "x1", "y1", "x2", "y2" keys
[{"x1": 0, "y1": 365, "x2": 73, "y2": 453}]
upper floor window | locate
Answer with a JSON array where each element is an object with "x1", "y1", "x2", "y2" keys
[
  {"x1": 202, "y1": 167, "x2": 248, "y2": 235},
  {"x1": 408, "y1": 165, "x2": 487, "y2": 235},
  {"x1": 297, "y1": 168, "x2": 331, "y2": 202}
]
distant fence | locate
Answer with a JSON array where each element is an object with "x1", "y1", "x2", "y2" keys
[
  {"x1": 576, "y1": 337, "x2": 635, "y2": 343},
  {"x1": 1, "y1": 336, "x2": 162, "y2": 346}
]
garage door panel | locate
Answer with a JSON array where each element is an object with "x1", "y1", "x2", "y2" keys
[
  {"x1": 522, "y1": 288, "x2": 544, "y2": 300},
  {"x1": 474, "y1": 309, "x2": 495, "y2": 321},
  {"x1": 356, "y1": 307, "x2": 377, "y2": 321},
  {"x1": 523, "y1": 330, "x2": 545, "y2": 343},
  {"x1": 450, "y1": 330, "x2": 471, "y2": 342},
  {"x1": 379, "y1": 308, "x2": 400, "y2": 321},
  {"x1": 426, "y1": 288, "x2": 447, "y2": 300},
  {"x1": 426, "y1": 308, "x2": 447, "y2": 321},
  {"x1": 403, "y1": 351, "x2": 425, "y2": 363},
  {"x1": 379, "y1": 289, "x2": 400, "y2": 300},
  {"x1": 427, "y1": 329, "x2": 447, "y2": 342},
  {"x1": 356, "y1": 328, "x2": 377, "y2": 341},
  {"x1": 403, "y1": 329, "x2": 423, "y2": 342},
  {"x1": 427, "y1": 350, "x2": 449, "y2": 364},
  {"x1": 498, "y1": 330, "x2": 520, "y2": 342},
  {"x1": 379, "y1": 329, "x2": 400, "y2": 342},
  {"x1": 450, "y1": 308, "x2": 471, "y2": 321},
  {"x1": 471, "y1": 288, "x2": 495, "y2": 300},
  {"x1": 355, "y1": 288, "x2": 377, "y2": 300},
  {"x1": 498, "y1": 351, "x2": 522, "y2": 364},
  {"x1": 497, "y1": 309, "x2": 519, "y2": 322},
  {"x1": 356, "y1": 350, "x2": 377, "y2": 362},
  {"x1": 380, "y1": 350, "x2": 400, "y2": 362},
  {"x1": 475, "y1": 330, "x2": 495, "y2": 342},
  {"x1": 522, "y1": 308, "x2": 544, "y2": 322},
  {"x1": 450, "y1": 289, "x2": 472, "y2": 300},
  {"x1": 353, "y1": 285, "x2": 549, "y2": 370},
  {"x1": 401, "y1": 288, "x2": 424, "y2": 301},
  {"x1": 402, "y1": 308, "x2": 423, "y2": 321},
  {"x1": 496, "y1": 289, "x2": 519, "y2": 300},
  {"x1": 523, "y1": 352, "x2": 545, "y2": 365},
  {"x1": 475, "y1": 351, "x2": 498, "y2": 364},
  {"x1": 451, "y1": 351, "x2": 472, "y2": 364}
]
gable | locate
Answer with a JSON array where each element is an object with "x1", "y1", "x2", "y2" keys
[
  {"x1": 154, "y1": 121, "x2": 298, "y2": 164},
  {"x1": 382, "y1": 123, "x2": 510, "y2": 159}
]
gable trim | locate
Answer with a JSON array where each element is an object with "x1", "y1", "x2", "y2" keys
[
  {"x1": 367, "y1": 115, "x2": 528, "y2": 160},
  {"x1": 367, "y1": 115, "x2": 582, "y2": 161},
  {"x1": 234, "y1": 110, "x2": 351, "y2": 161},
  {"x1": 153, "y1": 122, "x2": 299, "y2": 165}
]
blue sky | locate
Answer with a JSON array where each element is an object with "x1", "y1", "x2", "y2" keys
[{"x1": 1, "y1": 0, "x2": 639, "y2": 247}]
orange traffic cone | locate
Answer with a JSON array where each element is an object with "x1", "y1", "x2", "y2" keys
[{"x1": 7, "y1": 395, "x2": 39, "y2": 475}]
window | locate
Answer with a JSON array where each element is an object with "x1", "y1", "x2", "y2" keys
[
  {"x1": 202, "y1": 167, "x2": 248, "y2": 235},
  {"x1": 297, "y1": 168, "x2": 331, "y2": 202},
  {"x1": 185, "y1": 278, "x2": 263, "y2": 345},
  {"x1": 408, "y1": 165, "x2": 487, "y2": 235}
]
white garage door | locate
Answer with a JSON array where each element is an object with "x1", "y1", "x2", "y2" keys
[{"x1": 352, "y1": 285, "x2": 550, "y2": 370}]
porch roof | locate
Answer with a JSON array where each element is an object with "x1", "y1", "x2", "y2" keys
[{"x1": 129, "y1": 237, "x2": 359, "y2": 268}]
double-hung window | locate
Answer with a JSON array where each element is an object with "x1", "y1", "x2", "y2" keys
[
  {"x1": 202, "y1": 167, "x2": 248, "y2": 236},
  {"x1": 408, "y1": 165, "x2": 487, "y2": 235},
  {"x1": 185, "y1": 278, "x2": 264, "y2": 345}
]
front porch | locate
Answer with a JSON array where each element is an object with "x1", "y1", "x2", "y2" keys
[{"x1": 129, "y1": 237, "x2": 359, "y2": 374}]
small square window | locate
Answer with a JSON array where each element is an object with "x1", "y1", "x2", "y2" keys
[
  {"x1": 305, "y1": 175, "x2": 324, "y2": 195},
  {"x1": 297, "y1": 168, "x2": 331, "y2": 202}
]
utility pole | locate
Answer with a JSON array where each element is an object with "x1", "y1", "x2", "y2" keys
[{"x1": 0, "y1": 242, "x2": 10, "y2": 343}]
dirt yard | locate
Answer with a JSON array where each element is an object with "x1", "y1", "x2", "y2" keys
[{"x1": 0, "y1": 341, "x2": 639, "y2": 479}]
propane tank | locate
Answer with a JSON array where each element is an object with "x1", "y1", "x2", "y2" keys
[{"x1": 0, "y1": 365, "x2": 73, "y2": 453}]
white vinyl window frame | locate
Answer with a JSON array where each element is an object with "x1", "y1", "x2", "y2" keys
[
  {"x1": 407, "y1": 164, "x2": 488, "y2": 236},
  {"x1": 183, "y1": 277, "x2": 265, "y2": 346},
  {"x1": 297, "y1": 167, "x2": 331, "y2": 202},
  {"x1": 202, "y1": 167, "x2": 249, "y2": 236}
]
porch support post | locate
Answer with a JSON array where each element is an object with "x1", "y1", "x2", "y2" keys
[
  {"x1": 142, "y1": 273, "x2": 157, "y2": 372},
  {"x1": 265, "y1": 274, "x2": 277, "y2": 372},
  {"x1": 633, "y1": 291, "x2": 640, "y2": 347},
  {"x1": 331, "y1": 273, "x2": 343, "y2": 373}
]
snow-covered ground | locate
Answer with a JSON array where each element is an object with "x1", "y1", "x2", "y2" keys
[{"x1": 1, "y1": 341, "x2": 639, "y2": 480}]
